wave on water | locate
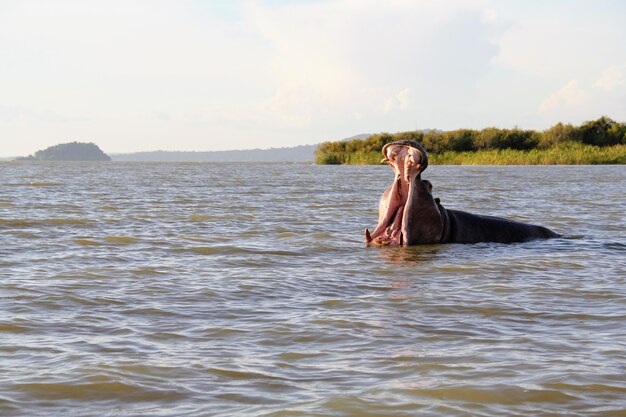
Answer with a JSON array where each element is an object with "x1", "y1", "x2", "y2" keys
[
  {"x1": 28, "y1": 182, "x2": 63, "y2": 187},
  {"x1": 603, "y1": 241, "x2": 626, "y2": 251},
  {"x1": 13, "y1": 381, "x2": 187, "y2": 402},
  {"x1": 0, "y1": 218, "x2": 92, "y2": 227},
  {"x1": 0, "y1": 323, "x2": 28, "y2": 333},
  {"x1": 190, "y1": 213, "x2": 255, "y2": 221},
  {"x1": 182, "y1": 245, "x2": 305, "y2": 256},
  {"x1": 4, "y1": 182, "x2": 64, "y2": 187},
  {"x1": 73, "y1": 239, "x2": 101, "y2": 246},
  {"x1": 103, "y1": 236, "x2": 140, "y2": 245}
]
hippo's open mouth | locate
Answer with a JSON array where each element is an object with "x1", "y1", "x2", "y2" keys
[{"x1": 365, "y1": 141, "x2": 428, "y2": 246}]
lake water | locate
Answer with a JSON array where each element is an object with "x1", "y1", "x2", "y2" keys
[{"x1": 1, "y1": 162, "x2": 625, "y2": 417}]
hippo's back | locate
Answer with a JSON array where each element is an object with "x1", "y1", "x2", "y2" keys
[{"x1": 447, "y1": 209, "x2": 560, "y2": 244}]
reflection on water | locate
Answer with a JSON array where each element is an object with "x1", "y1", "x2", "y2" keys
[{"x1": 1, "y1": 162, "x2": 625, "y2": 417}]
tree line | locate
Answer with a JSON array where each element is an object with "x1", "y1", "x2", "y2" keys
[{"x1": 315, "y1": 116, "x2": 626, "y2": 164}]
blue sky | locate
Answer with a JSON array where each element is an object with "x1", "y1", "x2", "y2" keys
[{"x1": 1, "y1": 0, "x2": 625, "y2": 156}]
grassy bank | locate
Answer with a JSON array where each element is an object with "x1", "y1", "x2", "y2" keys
[
  {"x1": 316, "y1": 143, "x2": 626, "y2": 165},
  {"x1": 432, "y1": 143, "x2": 626, "y2": 165},
  {"x1": 316, "y1": 142, "x2": 626, "y2": 165},
  {"x1": 315, "y1": 117, "x2": 626, "y2": 165}
]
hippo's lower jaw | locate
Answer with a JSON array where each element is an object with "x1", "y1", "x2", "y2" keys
[
  {"x1": 365, "y1": 189, "x2": 405, "y2": 246},
  {"x1": 365, "y1": 171, "x2": 441, "y2": 246},
  {"x1": 364, "y1": 176, "x2": 406, "y2": 246}
]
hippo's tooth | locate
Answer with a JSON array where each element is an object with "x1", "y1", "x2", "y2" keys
[{"x1": 365, "y1": 228, "x2": 372, "y2": 243}]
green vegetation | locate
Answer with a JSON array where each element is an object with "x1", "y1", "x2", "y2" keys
[
  {"x1": 315, "y1": 116, "x2": 626, "y2": 165},
  {"x1": 431, "y1": 142, "x2": 626, "y2": 165},
  {"x1": 17, "y1": 142, "x2": 111, "y2": 161}
]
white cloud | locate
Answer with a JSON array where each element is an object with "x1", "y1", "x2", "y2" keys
[
  {"x1": 0, "y1": 105, "x2": 72, "y2": 123},
  {"x1": 539, "y1": 80, "x2": 587, "y2": 113},
  {"x1": 495, "y1": 21, "x2": 589, "y2": 77},
  {"x1": 593, "y1": 65, "x2": 626, "y2": 92},
  {"x1": 492, "y1": 3, "x2": 626, "y2": 81},
  {"x1": 537, "y1": 66, "x2": 626, "y2": 125},
  {"x1": 381, "y1": 89, "x2": 411, "y2": 113},
  {"x1": 481, "y1": 7, "x2": 498, "y2": 23}
]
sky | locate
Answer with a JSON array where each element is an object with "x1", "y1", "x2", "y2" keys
[{"x1": 1, "y1": 0, "x2": 625, "y2": 156}]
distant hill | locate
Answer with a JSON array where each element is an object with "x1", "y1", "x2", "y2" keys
[
  {"x1": 16, "y1": 142, "x2": 111, "y2": 161},
  {"x1": 111, "y1": 144, "x2": 317, "y2": 162},
  {"x1": 340, "y1": 134, "x2": 372, "y2": 142},
  {"x1": 111, "y1": 134, "x2": 373, "y2": 162}
]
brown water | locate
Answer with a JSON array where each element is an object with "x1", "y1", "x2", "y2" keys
[{"x1": 1, "y1": 162, "x2": 625, "y2": 416}]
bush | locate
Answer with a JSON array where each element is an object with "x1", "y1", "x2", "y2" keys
[
  {"x1": 579, "y1": 116, "x2": 623, "y2": 146},
  {"x1": 444, "y1": 129, "x2": 476, "y2": 152},
  {"x1": 539, "y1": 123, "x2": 581, "y2": 148}
]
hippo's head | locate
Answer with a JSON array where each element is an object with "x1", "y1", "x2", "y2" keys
[
  {"x1": 381, "y1": 140, "x2": 429, "y2": 175},
  {"x1": 365, "y1": 141, "x2": 444, "y2": 246}
]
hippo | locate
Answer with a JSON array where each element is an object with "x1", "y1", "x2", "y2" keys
[{"x1": 365, "y1": 140, "x2": 560, "y2": 246}]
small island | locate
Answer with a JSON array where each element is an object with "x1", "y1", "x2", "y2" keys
[
  {"x1": 315, "y1": 116, "x2": 626, "y2": 165},
  {"x1": 17, "y1": 142, "x2": 111, "y2": 161}
]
